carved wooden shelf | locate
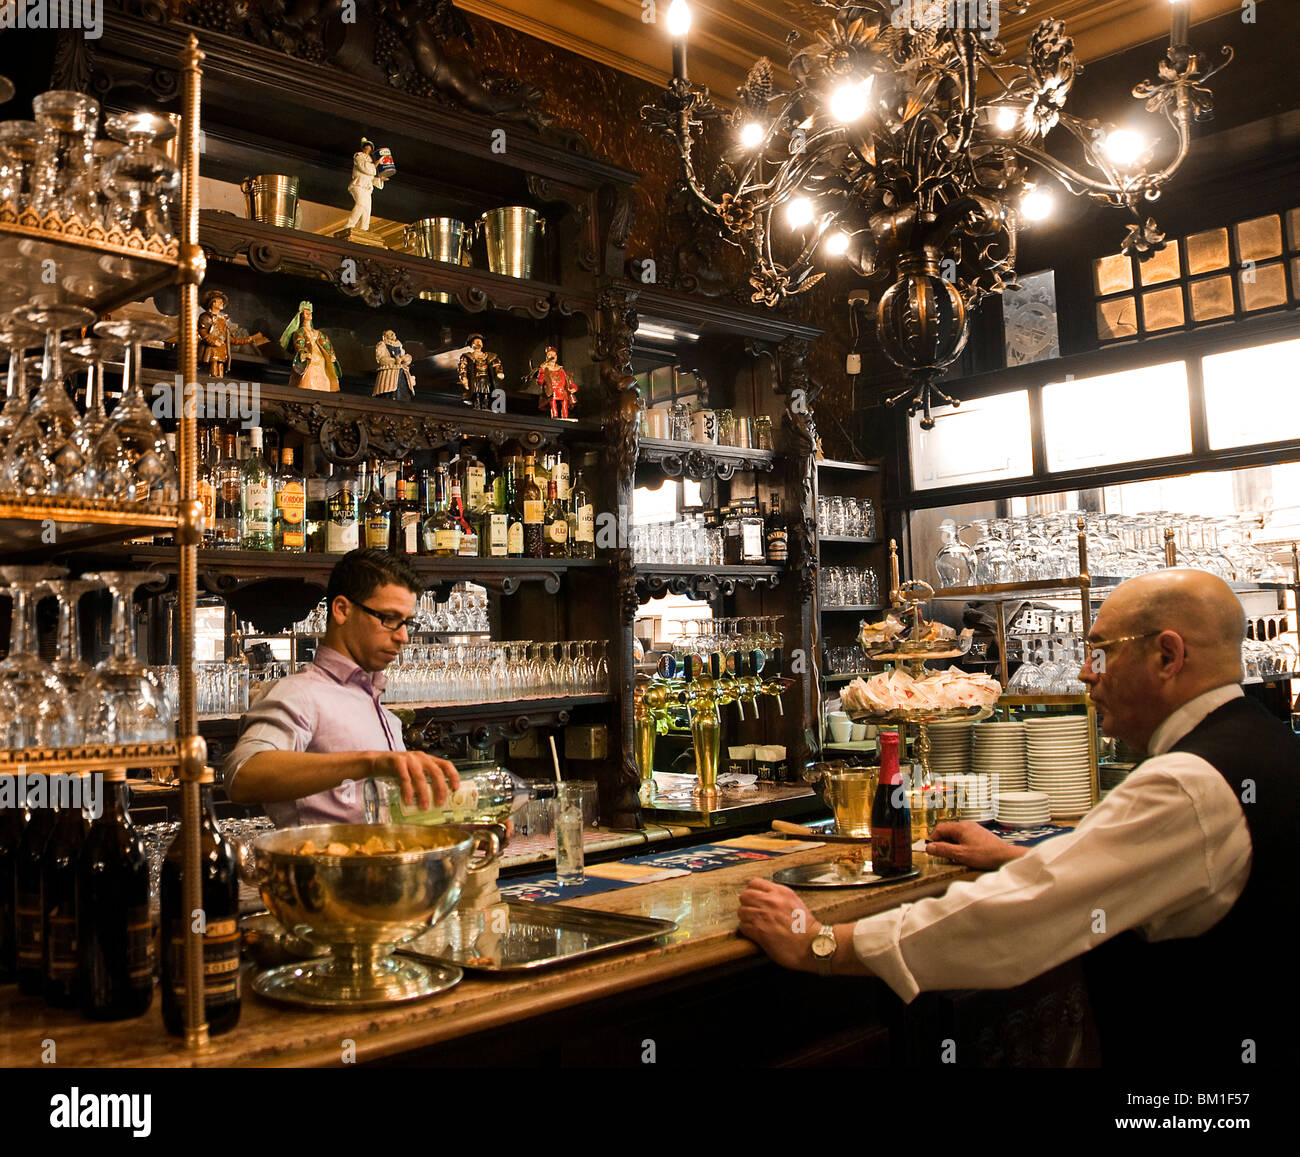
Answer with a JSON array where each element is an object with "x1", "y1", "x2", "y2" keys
[
  {"x1": 817, "y1": 535, "x2": 883, "y2": 545},
  {"x1": 201, "y1": 211, "x2": 597, "y2": 322},
  {"x1": 637, "y1": 439, "x2": 778, "y2": 480},
  {"x1": 632, "y1": 564, "x2": 784, "y2": 599},
  {"x1": 0, "y1": 741, "x2": 180, "y2": 774},
  {"x1": 0, "y1": 497, "x2": 181, "y2": 559}
]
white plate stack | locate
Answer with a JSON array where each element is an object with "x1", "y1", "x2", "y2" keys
[
  {"x1": 926, "y1": 720, "x2": 974, "y2": 777},
  {"x1": 1025, "y1": 716, "x2": 1095, "y2": 818},
  {"x1": 971, "y1": 721, "x2": 1027, "y2": 794},
  {"x1": 994, "y1": 790, "x2": 1052, "y2": 828},
  {"x1": 935, "y1": 773, "x2": 996, "y2": 821}
]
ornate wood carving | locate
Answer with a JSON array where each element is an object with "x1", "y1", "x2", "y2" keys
[
  {"x1": 634, "y1": 569, "x2": 784, "y2": 601},
  {"x1": 638, "y1": 440, "x2": 777, "y2": 481},
  {"x1": 526, "y1": 174, "x2": 599, "y2": 276}
]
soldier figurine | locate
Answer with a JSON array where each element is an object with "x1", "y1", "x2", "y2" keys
[
  {"x1": 458, "y1": 333, "x2": 505, "y2": 410},
  {"x1": 535, "y1": 345, "x2": 578, "y2": 420},
  {"x1": 373, "y1": 328, "x2": 416, "y2": 402},
  {"x1": 197, "y1": 289, "x2": 264, "y2": 378}
]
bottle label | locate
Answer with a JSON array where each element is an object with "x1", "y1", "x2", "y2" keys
[
  {"x1": 554, "y1": 463, "x2": 570, "y2": 501},
  {"x1": 507, "y1": 522, "x2": 523, "y2": 555},
  {"x1": 245, "y1": 484, "x2": 272, "y2": 532},
  {"x1": 327, "y1": 486, "x2": 357, "y2": 527},
  {"x1": 576, "y1": 505, "x2": 595, "y2": 542},
  {"x1": 167, "y1": 917, "x2": 241, "y2": 999},
  {"x1": 327, "y1": 519, "x2": 359, "y2": 553},
  {"x1": 434, "y1": 528, "x2": 459, "y2": 553},
  {"x1": 47, "y1": 914, "x2": 77, "y2": 977},
  {"x1": 458, "y1": 532, "x2": 479, "y2": 557},
  {"x1": 366, "y1": 515, "x2": 390, "y2": 549},
  {"x1": 524, "y1": 500, "x2": 543, "y2": 525},
  {"x1": 402, "y1": 513, "x2": 421, "y2": 554},
  {"x1": 546, "y1": 519, "x2": 568, "y2": 543},
  {"x1": 741, "y1": 521, "x2": 764, "y2": 561},
  {"x1": 488, "y1": 513, "x2": 508, "y2": 556},
  {"x1": 198, "y1": 479, "x2": 216, "y2": 524},
  {"x1": 767, "y1": 529, "x2": 789, "y2": 561},
  {"x1": 277, "y1": 480, "x2": 306, "y2": 525},
  {"x1": 466, "y1": 465, "x2": 486, "y2": 506}
]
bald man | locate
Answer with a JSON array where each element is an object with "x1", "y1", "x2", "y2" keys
[{"x1": 739, "y1": 570, "x2": 1299, "y2": 1066}]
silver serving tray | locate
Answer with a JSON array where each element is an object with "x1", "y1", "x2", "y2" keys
[
  {"x1": 399, "y1": 900, "x2": 679, "y2": 972},
  {"x1": 772, "y1": 862, "x2": 921, "y2": 888}
]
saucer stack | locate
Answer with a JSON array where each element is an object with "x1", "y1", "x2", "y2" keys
[
  {"x1": 1025, "y1": 716, "x2": 1094, "y2": 818},
  {"x1": 994, "y1": 790, "x2": 1052, "y2": 828},
  {"x1": 926, "y1": 720, "x2": 974, "y2": 777},
  {"x1": 971, "y1": 721, "x2": 1027, "y2": 794}
]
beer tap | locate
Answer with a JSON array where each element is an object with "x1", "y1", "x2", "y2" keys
[{"x1": 761, "y1": 643, "x2": 790, "y2": 716}]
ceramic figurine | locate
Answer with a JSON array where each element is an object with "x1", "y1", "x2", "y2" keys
[
  {"x1": 373, "y1": 328, "x2": 416, "y2": 401},
  {"x1": 458, "y1": 333, "x2": 504, "y2": 410},
  {"x1": 342, "y1": 138, "x2": 387, "y2": 233},
  {"x1": 280, "y1": 300, "x2": 341, "y2": 392},
  {"x1": 197, "y1": 289, "x2": 264, "y2": 378},
  {"x1": 535, "y1": 345, "x2": 578, "y2": 420}
]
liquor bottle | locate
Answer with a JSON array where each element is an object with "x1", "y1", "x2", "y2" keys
[
  {"x1": 871, "y1": 732, "x2": 913, "y2": 878},
  {"x1": 521, "y1": 454, "x2": 544, "y2": 558},
  {"x1": 14, "y1": 779, "x2": 55, "y2": 995},
  {"x1": 765, "y1": 491, "x2": 789, "y2": 563},
  {"x1": 214, "y1": 432, "x2": 241, "y2": 549},
  {"x1": 451, "y1": 478, "x2": 478, "y2": 556},
  {"x1": 0, "y1": 772, "x2": 24, "y2": 981},
  {"x1": 362, "y1": 459, "x2": 391, "y2": 549},
  {"x1": 239, "y1": 427, "x2": 274, "y2": 550},
  {"x1": 483, "y1": 468, "x2": 508, "y2": 558},
  {"x1": 543, "y1": 478, "x2": 569, "y2": 558},
  {"x1": 415, "y1": 469, "x2": 433, "y2": 556},
  {"x1": 365, "y1": 767, "x2": 556, "y2": 826},
  {"x1": 42, "y1": 773, "x2": 88, "y2": 1008},
  {"x1": 77, "y1": 768, "x2": 153, "y2": 1020},
  {"x1": 305, "y1": 455, "x2": 330, "y2": 553},
  {"x1": 461, "y1": 447, "x2": 487, "y2": 516},
  {"x1": 326, "y1": 460, "x2": 360, "y2": 554},
  {"x1": 388, "y1": 475, "x2": 409, "y2": 556},
  {"x1": 274, "y1": 447, "x2": 307, "y2": 552},
  {"x1": 570, "y1": 462, "x2": 595, "y2": 559},
  {"x1": 197, "y1": 427, "x2": 217, "y2": 547},
  {"x1": 160, "y1": 768, "x2": 241, "y2": 1037},
  {"x1": 546, "y1": 449, "x2": 570, "y2": 507},
  {"x1": 400, "y1": 472, "x2": 423, "y2": 556},
  {"x1": 423, "y1": 466, "x2": 459, "y2": 558},
  {"x1": 505, "y1": 457, "x2": 525, "y2": 558}
]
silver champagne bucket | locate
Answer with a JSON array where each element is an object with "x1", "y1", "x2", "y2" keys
[
  {"x1": 477, "y1": 206, "x2": 545, "y2": 279},
  {"x1": 240, "y1": 174, "x2": 300, "y2": 229},
  {"x1": 405, "y1": 216, "x2": 470, "y2": 303}
]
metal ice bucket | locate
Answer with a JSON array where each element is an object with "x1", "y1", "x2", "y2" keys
[
  {"x1": 477, "y1": 205, "x2": 545, "y2": 279},
  {"x1": 405, "y1": 216, "x2": 469, "y2": 303},
  {"x1": 240, "y1": 174, "x2": 300, "y2": 229}
]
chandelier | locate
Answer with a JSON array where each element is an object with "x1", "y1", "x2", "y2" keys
[{"x1": 642, "y1": 0, "x2": 1231, "y2": 427}]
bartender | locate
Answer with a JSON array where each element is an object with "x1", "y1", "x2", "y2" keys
[
  {"x1": 739, "y1": 569, "x2": 1299, "y2": 1065},
  {"x1": 224, "y1": 549, "x2": 458, "y2": 826}
]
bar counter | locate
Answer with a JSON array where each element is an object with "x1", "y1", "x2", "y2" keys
[{"x1": 0, "y1": 846, "x2": 977, "y2": 1067}]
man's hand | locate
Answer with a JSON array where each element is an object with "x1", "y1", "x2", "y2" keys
[
  {"x1": 925, "y1": 821, "x2": 1027, "y2": 870},
  {"x1": 372, "y1": 751, "x2": 460, "y2": 812},
  {"x1": 737, "y1": 878, "x2": 817, "y2": 971}
]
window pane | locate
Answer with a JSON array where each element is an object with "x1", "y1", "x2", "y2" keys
[
  {"x1": 1186, "y1": 228, "x2": 1229, "y2": 274},
  {"x1": 1042, "y1": 362, "x2": 1191, "y2": 473},
  {"x1": 1239, "y1": 262, "x2": 1287, "y2": 311},
  {"x1": 909, "y1": 390, "x2": 1033, "y2": 492},
  {"x1": 1288, "y1": 208, "x2": 1300, "y2": 252},
  {"x1": 1203, "y1": 338, "x2": 1300, "y2": 450},
  {"x1": 1142, "y1": 286, "x2": 1185, "y2": 331},
  {"x1": 1190, "y1": 275, "x2": 1234, "y2": 321},
  {"x1": 1093, "y1": 253, "x2": 1133, "y2": 295},
  {"x1": 1235, "y1": 215, "x2": 1283, "y2": 263},
  {"x1": 1293, "y1": 258, "x2": 1300, "y2": 302},
  {"x1": 1097, "y1": 296, "x2": 1138, "y2": 341},
  {"x1": 1138, "y1": 244, "x2": 1181, "y2": 286}
]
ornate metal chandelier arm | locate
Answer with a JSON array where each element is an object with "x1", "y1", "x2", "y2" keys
[
  {"x1": 1010, "y1": 140, "x2": 1139, "y2": 201},
  {"x1": 947, "y1": 31, "x2": 981, "y2": 160},
  {"x1": 731, "y1": 91, "x2": 802, "y2": 192}
]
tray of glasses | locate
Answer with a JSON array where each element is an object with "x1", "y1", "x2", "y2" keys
[{"x1": 398, "y1": 900, "x2": 679, "y2": 972}]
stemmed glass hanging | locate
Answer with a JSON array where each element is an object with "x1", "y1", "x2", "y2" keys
[
  {"x1": 38, "y1": 576, "x2": 103, "y2": 723},
  {"x1": 0, "y1": 302, "x2": 95, "y2": 496},
  {"x1": 80, "y1": 570, "x2": 171, "y2": 743},
  {"x1": 30, "y1": 90, "x2": 100, "y2": 223},
  {"x1": 0, "y1": 323, "x2": 40, "y2": 456},
  {"x1": 934, "y1": 520, "x2": 975, "y2": 587},
  {"x1": 0, "y1": 564, "x2": 76, "y2": 748},
  {"x1": 87, "y1": 316, "x2": 177, "y2": 502},
  {"x1": 63, "y1": 334, "x2": 123, "y2": 481}
]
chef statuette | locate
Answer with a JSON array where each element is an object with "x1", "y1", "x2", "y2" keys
[
  {"x1": 336, "y1": 137, "x2": 396, "y2": 247},
  {"x1": 373, "y1": 329, "x2": 416, "y2": 401},
  {"x1": 458, "y1": 334, "x2": 505, "y2": 410},
  {"x1": 197, "y1": 289, "x2": 265, "y2": 378},
  {"x1": 534, "y1": 345, "x2": 577, "y2": 420}
]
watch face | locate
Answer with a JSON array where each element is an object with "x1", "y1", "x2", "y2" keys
[{"x1": 812, "y1": 932, "x2": 835, "y2": 958}]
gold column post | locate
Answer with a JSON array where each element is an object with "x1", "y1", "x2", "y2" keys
[
  {"x1": 176, "y1": 34, "x2": 210, "y2": 1050},
  {"x1": 1164, "y1": 526, "x2": 1177, "y2": 568}
]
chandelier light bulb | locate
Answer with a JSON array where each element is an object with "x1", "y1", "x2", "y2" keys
[
  {"x1": 741, "y1": 121, "x2": 765, "y2": 148},
  {"x1": 1021, "y1": 187, "x2": 1054, "y2": 222},
  {"x1": 829, "y1": 78, "x2": 872, "y2": 123},
  {"x1": 994, "y1": 106, "x2": 1020, "y2": 133},
  {"x1": 1103, "y1": 129, "x2": 1146, "y2": 166},
  {"x1": 667, "y1": 0, "x2": 692, "y2": 37},
  {"x1": 786, "y1": 197, "x2": 814, "y2": 227},
  {"x1": 825, "y1": 231, "x2": 852, "y2": 255}
]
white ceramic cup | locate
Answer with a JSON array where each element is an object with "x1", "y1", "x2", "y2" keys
[
  {"x1": 829, "y1": 718, "x2": 854, "y2": 743},
  {"x1": 851, "y1": 723, "x2": 869, "y2": 741}
]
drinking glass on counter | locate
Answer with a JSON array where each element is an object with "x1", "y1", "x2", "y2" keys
[{"x1": 553, "y1": 782, "x2": 586, "y2": 885}]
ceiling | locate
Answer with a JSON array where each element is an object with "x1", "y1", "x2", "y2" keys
[{"x1": 457, "y1": 0, "x2": 1246, "y2": 101}]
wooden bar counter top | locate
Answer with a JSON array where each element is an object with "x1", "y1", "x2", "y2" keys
[{"x1": 0, "y1": 847, "x2": 977, "y2": 1068}]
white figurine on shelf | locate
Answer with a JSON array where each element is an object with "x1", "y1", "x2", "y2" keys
[
  {"x1": 373, "y1": 329, "x2": 416, "y2": 401},
  {"x1": 343, "y1": 138, "x2": 385, "y2": 233}
]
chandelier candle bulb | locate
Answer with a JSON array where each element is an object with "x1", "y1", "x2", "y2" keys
[
  {"x1": 741, "y1": 121, "x2": 765, "y2": 148},
  {"x1": 1170, "y1": 0, "x2": 1191, "y2": 48},
  {"x1": 786, "y1": 197, "x2": 814, "y2": 227},
  {"x1": 668, "y1": 0, "x2": 691, "y2": 80}
]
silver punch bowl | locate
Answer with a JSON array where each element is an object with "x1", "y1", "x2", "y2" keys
[{"x1": 240, "y1": 823, "x2": 501, "y2": 1008}]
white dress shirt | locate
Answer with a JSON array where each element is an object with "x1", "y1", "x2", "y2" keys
[{"x1": 851, "y1": 684, "x2": 1253, "y2": 1002}]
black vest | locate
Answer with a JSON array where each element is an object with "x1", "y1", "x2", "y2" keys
[{"x1": 1082, "y1": 696, "x2": 1300, "y2": 1067}]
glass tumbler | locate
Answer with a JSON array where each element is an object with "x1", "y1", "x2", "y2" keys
[
  {"x1": 31, "y1": 90, "x2": 101, "y2": 223},
  {"x1": 553, "y1": 783, "x2": 586, "y2": 885}
]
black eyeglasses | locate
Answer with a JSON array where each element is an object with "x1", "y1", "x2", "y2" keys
[{"x1": 348, "y1": 599, "x2": 418, "y2": 633}]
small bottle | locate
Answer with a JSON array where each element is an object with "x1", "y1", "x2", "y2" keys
[
  {"x1": 765, "y1": 491, "x2": 789, "y2": 563},
  {"x1": 362, "y1": 459, "x2": 391, "y2": 549},
  {"x1": 161, "y1": 768, "x2": 241, "y2": 1038},
  {"x1": 77, "y1": 769, "x2": 153, "y2": 1020},
  {"x1": 871, "y1": 733, "x2": 913, "y2": 878},
  {"x1": 274, "y1": 447, "x2": 307, "y2": 552},
  {"x1": 42, "y1": 773, "x2": 88, "y2": 1008},
  {"x1": 239, "y1": 427, "x2": 274, "y2": 551},
  {"x1": 543, "y1": 478, "x2": 569, "y2": 558}
]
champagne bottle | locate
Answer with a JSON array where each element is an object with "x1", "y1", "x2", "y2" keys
[
  {"x1": 543, "y1": 478, "x2": 569, "y2": 558},
  {"x1": 571, "y1": 463, "x2": 595, "y2": 559},
  {"x1": 239, "y1": 427, "x2": 273, "y2": 550},
  {"x1": 362, "y1": 459, "x2": 391, "y2": 549},
  {"x1": 274, "y1": 447, "x2": 307, "y2": 552},
  {"x1": 521, "y1": 454, "x2": 544, "y2": 559},
  {"x1": 42, "y1": 773, "x2": 88, "y2": 1008},
  {"x1": 326, "y1": 460, "x2": 360, "y2": 554},
  {"x1": 77, "y1": 769, "x2": 153, "y2": 1020},
  {"x1": 160, "y1": 768, "x2": 241, "y2": 1037},
  {"x1": 765, "y1": 491, "x2": 789, "y2": 563},
  {"x1": 14, "y1": 779, "x2": 55, "y2": 995},
  {"x1": 0, "y1": 772, "x2": 24, "y2": 982},
  {"x1": 871, "y1": 732, "x2": 913, "y2": 878},
  {"x1": 214, "y1": 432, "x2": 241, "y2": 549}
]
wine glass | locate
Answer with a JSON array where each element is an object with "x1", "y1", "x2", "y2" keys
[
  {"x1": 87, "y1": 317, "x2": 177, "y2": 502},
  {"x1": 0, "y1": 565, "x2": 76, "y2": 748},
  {"x1": 934, "y1": 519, "x2": 975, "y2": 587},
  {"x1": 38, "y1": 576, "x2": 103, "y2": 711},
  {"x1": 62, "y1": 334, "x2": 123, "y2": 488},
  {"x1": 98, "y1": 112, "x2": 180, "y2": 239},
  {"x1": 0, "y1": 120, "x2": 41, "y2": 211},
  {"x1": 30, "y1": 90, "x2": 100, "y2": 223},
  {"x1": 0, "y1": 302, "x2": 95, "y2": 497},
  {"x1": 0, "y1": 323, "x2": 40, "y2": 456},
  {"x1": 79, "y1": 570, "x2": 171, "y2": 743}
]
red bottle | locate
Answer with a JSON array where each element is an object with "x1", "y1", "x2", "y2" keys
[{"x1": 871, "y1": 732, "x2": 913, "y2": 878}]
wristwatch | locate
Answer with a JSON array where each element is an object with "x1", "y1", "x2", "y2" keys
[{"x1": 810, "y1": 923, "x2": 838, "y2": 976}]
